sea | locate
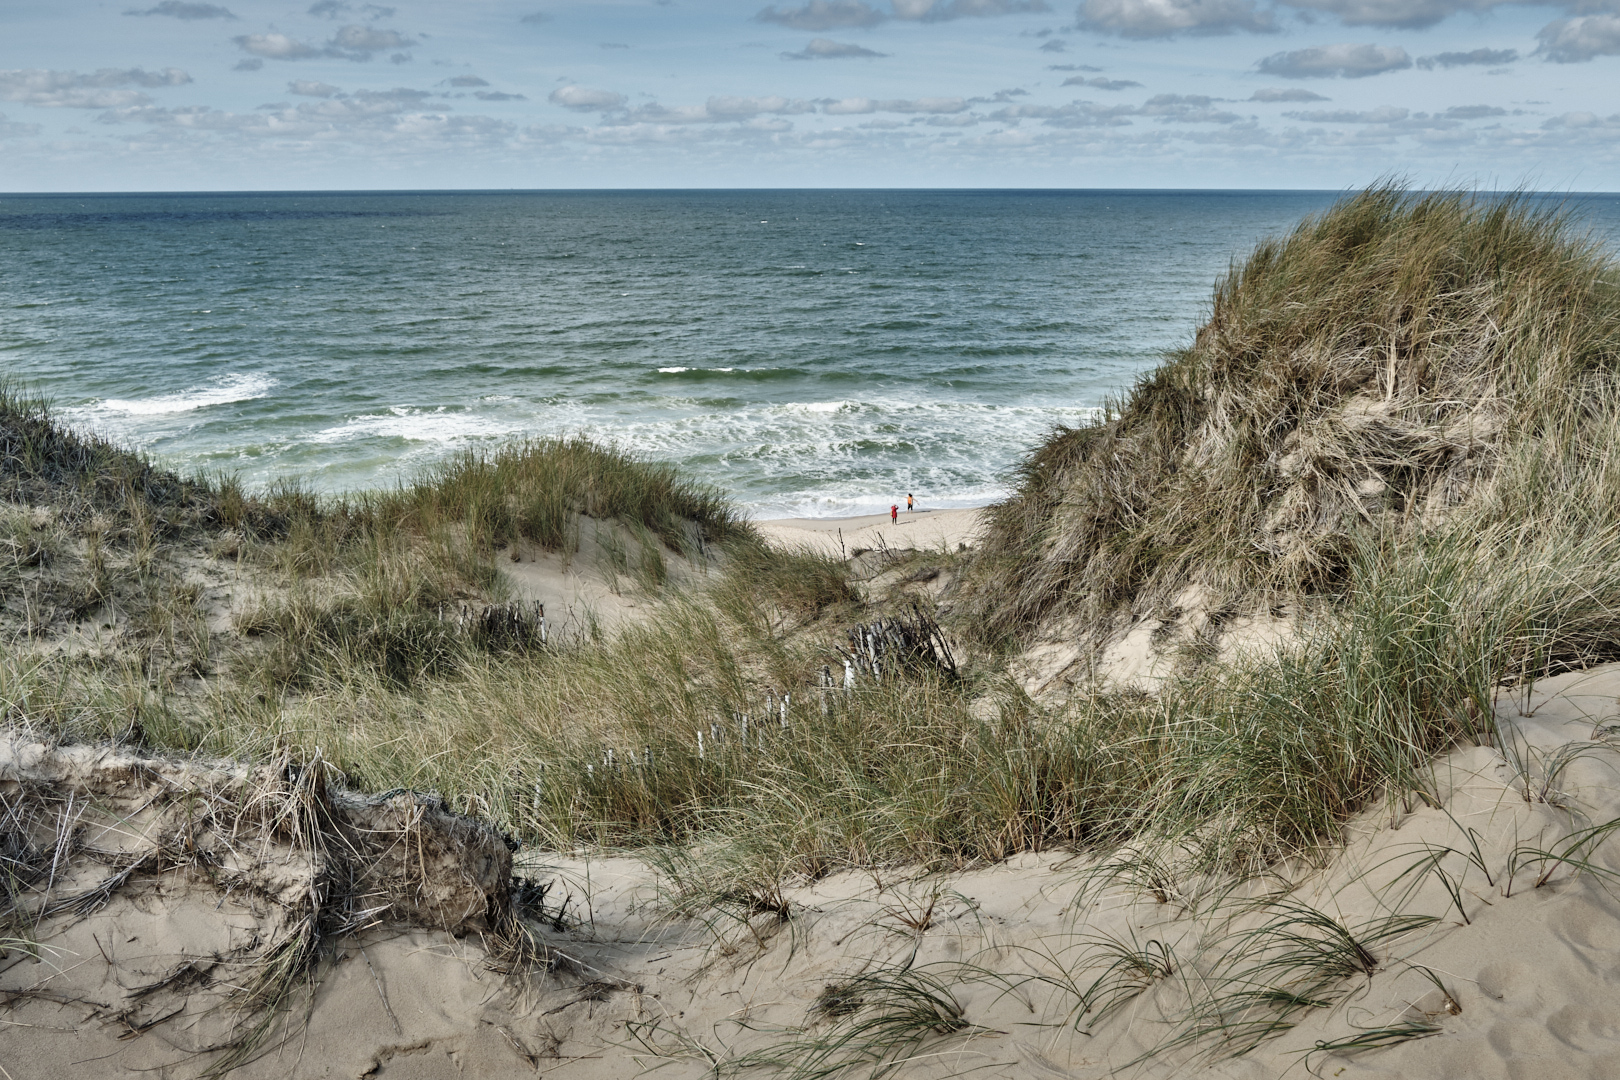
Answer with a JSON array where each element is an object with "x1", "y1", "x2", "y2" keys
[{"x1": 5, "y1": 189, "x2": 1620, "y2": 519}]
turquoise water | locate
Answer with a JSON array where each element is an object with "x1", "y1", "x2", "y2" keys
[{"x1": 6, "y1": 189, "x2": 1617, "y2": 517}]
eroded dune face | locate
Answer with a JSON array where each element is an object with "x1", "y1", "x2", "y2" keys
[{"x1": 7, "y1": 667, "x2": 1620, "y2": 1079}]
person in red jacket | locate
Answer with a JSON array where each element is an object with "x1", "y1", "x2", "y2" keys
[{"x1": 890, "y1": 504, "x2": 898, "y2": 524}]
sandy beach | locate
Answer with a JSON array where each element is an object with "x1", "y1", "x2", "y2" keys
[{"x1": 753, "y1": 505, "x2": 988, "y2": 558}]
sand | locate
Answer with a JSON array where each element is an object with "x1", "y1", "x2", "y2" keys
[
  {"x1": 9, "y1": 663, "x2": 1620, "y2": 1077},
  {"x1": 753, "y1": 506, "x2": 988, "y2": 560}
]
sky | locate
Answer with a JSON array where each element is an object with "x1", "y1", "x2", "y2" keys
[{"x1": 1, "y1": 0, "x2": 1618, "y2": 190}]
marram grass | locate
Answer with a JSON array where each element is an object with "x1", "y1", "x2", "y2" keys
[{"x1": 7, "y1": 182, "x2": 1620, "y2": 902}]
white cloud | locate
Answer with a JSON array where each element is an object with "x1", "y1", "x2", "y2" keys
[
  {"x1": 1274, "y1": 0, "x2": 1498, "y2": 30},
  {"x1": 235, "y1": 33, "x2": 323, "y2": 60},
  {"x1": 989, "y1": 101, "x2": 1134, "y2": 125},
  {"x1": 233, "y1": 24, "x2": 415, "y2": 62},
  {"x1": 1537, "y1": 15, "x2": 1620, "y2": 62},
  {"x1": 0, "y1": 112, "x2": 41, "y2": 137},
  {"x1": 1062, "y1": 75, "x2": 1142, "y2": 89},
  {"x1": 1283, "y1": 105, "x2": 1409, "y2": 121},
  {"x1": 757, "y1": 0, "x2": 886, "y2": 29},
  {"x1": 1139, "y1": 92, "x2": 1241, "y2": 121},
  {"x1": 124, "y1": 2, "x2": 236, "y2": 18},
  {"x1": 1257, "y1": 42, "x2": 1412, "y2": 78},
  {"x1": 892, "y1": 0, "x2": 1050, "y2": 18},
  {"x1": 1417, "y1": 47, "x2": 1518, "y2": 69},
  {"x1": 782, "y1": 38, "x2": 888, "y2": 58},
  {"x1": 707, "y1": 95, "x2": 816, "y2": 117},
  {"x1": 1248, "y1": 87, "x2": 1329, "y2": 101},
  {"x1": 1075, "y1": 0, "x2": 1275, "y2": 38},
  {"x1": 331, "y1": 25, "x2": 411, "y2": 51},
  {"x1": 289, "y1": 80, "x2": 343, "y2": 97},
  {"x1": 822, "y1": 96, "x2": 968, "y2": 113},
  {"x1": 549, "y1": 85, "x2": 628, "y2": 111},
  {"x1": 757, "y1": 0, "x2": 1045, "y2": 26},
  {"x1": 0, "y1": 68, "x2": 191, "y2": 109}
]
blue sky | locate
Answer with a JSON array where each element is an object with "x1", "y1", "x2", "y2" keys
[{"x1": 1, "y1": 0, "x2": 1616, "y2": 189}]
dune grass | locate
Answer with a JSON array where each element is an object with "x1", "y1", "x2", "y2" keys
[
  {"x1": 962, "y1": 184, "x2": 1620, "y2": 650},
  {"x1": 10, "y1": 185, "x2": 1620, "y2": 899},
  {"x1": 13, "y1": 183, "x2": 1620, "y2": 1072}
]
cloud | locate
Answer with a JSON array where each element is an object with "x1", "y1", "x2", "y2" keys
[
  {"x1": 1047, "y1": 63, "x2": 1102, "y2": 70},
  {"x1": 973, "y1": 87, "x2": 1031, "y2": 101},
  {"x1": 475, "y1": 90, "x2": 527, "y2": 101},
  {"x1": 288, "y1": 80, "x2": 343, "y2": 97},
  {"x1": 1416, "y1": 47, "x2": 1518, "y2": 69},
  {"x1": 235, "y1": 24, "x2": 416, "y2": 62},
  {"x1": 1283, "y1": 105, "x2": 1408, "y2": 121},
  {"x1": 822, "y1": 96, "x2": 968, "y2": 113},
  {"x1": 1272, "y1": 0, "x2": 1497, "y2": 30},
  {"x1": 1062, "y1": 75, "x2": 1142, "y2": 88},
  {"x1": 124, "y1": 2, "x2": 236, "y2": 18},
  {"x1": 549, "y1": 85, "x2": 628, "y2": 111},
  {"x1": 757, "y1": 0, "x2": 1045, "y2": 27},
  {"x1": 308, "y1": 1, "x2": 396, "y2": 18},
  {"x1": 757, "y1": 0, "x2": 886, "y2": 29},
  {"x1": 1138, "y1": 92, "x2": 1241, "y2": 121},
  {"x1": 0, "y1": 113, "x2": 41, "y2": 137},
  {"x1": 1537, "y1": 15, "x2": 1620, "y2": 63},
  {"x1": 329, "y1": 24, "x2": 416, "y2": 57},
  {"x1": 234, "y1": 33, "x2": 323, "y2": 60},
  {"x1": 707, "y1": 95, "x2": 816, "y2": 117},
  {"x1": 233, "y1": 59, "x2": 264, "y2": 71},
  {"x1": 1248, "y1": 87, "x2": 1328, "y2": 100},
  {"x1": 1040, "y1": 37, "x2": 1068, "y2": 49},
  {"x1": 519, "y1": 12, "x2": 552, "y2": 24},
  {"x1": 1075, "y1": 0, "x2": 1275, "y2": 38},
  {"x1": 782, "y1": 37, "x2": 888, "y2": 58},
  {"x1": 1256, "y1": 42, "x2": 1411, "y2": 78},
  {"x1": 0, "y1": 68, "x2": 191, "y2": 109},
  {"x1": 988, "y1": 100, "x2": 1135, "y2": 125},
  {"x1": 447, "y1": 76, "x2": 489, "y2": 87},
  {"x1": 609, "y1": 95, "x2": 816, "y2": 125},
  {"x1": 891, "y1": 0, "x2": 1050, "y2": 19},
  {"x1": 1444, "y1": 103, "x2": 1506, "y2": 118},
  {"x1": 94, "y1": 96, "x2": 518, "y2": 153}
]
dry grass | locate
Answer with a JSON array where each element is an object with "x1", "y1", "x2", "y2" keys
[{"x1": 961, "y1": 184, "x2": 1620, "y2": 650}]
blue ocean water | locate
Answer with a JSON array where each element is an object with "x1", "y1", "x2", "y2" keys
[{"x1": 6, "y1": 189, "x2": 1620, "y2": 518}]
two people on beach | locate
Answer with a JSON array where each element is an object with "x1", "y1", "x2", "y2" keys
[{"x1": 889, "y1": 495, "x2": 914, "y2": 524}]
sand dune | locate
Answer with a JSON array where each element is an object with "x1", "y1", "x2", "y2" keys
[{"x1": 9, "y1": 664, "x2": 1620, "y2": 1077}]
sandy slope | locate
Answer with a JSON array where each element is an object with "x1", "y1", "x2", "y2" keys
[{"x1": 9, "y1": 664, "x2": 1620, "y2": 1077}]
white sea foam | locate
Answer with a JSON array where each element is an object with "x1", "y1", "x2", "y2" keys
[
  {"x1": 310, "y1": 405, "x2": 531, "y2": 446},
  {"x1": 82, "y1": 373, "x2": 276, "y2": 418}
]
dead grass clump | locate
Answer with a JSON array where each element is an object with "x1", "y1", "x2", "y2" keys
[
  {"x1": 0, "y1": 733, "x2": 513, "y2": 1072},
  {"x1": 962, "y1": 184, "x2": 1620, "y2": 649}
]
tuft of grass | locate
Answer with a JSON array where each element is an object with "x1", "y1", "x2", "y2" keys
[
  {"x1": 732, "y1": 962, "x2": 990, "y2": 1080},
  {"x1": 378, "y1": 435, "x2": 745, "y2": 555}
]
